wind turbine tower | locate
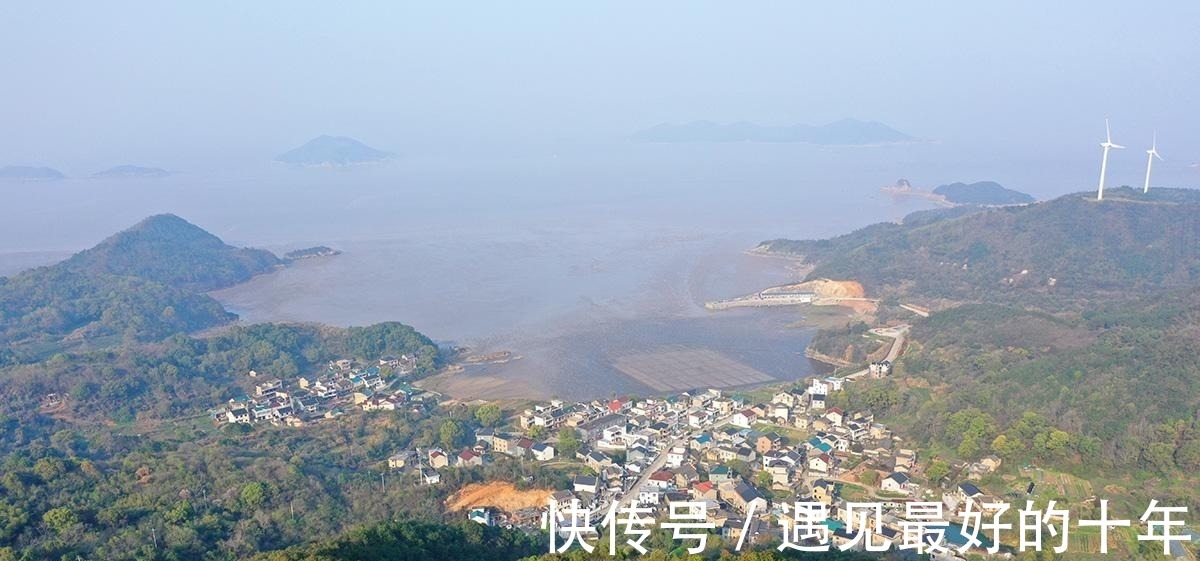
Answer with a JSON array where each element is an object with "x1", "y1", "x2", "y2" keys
[
  {"x1": 1143, "y1": 132, "x2": 1163, "y2": 194},
  {"x1": 1096, "y1": 118, "x2": 1124, "y2": 201}
]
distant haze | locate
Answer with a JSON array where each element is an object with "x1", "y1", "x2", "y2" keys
[{"x1": 1, "y1": 3, "x2": 1198, "y2": 177}]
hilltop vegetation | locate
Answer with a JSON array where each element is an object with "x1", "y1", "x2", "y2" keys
[
  {"x1": 246, "y1": 520, "x2": 542, "y2": 561},
  {"x1": 0, "y1": 267, "x2": 235, "y2": 361},
  {"x1": 849, "y1": 292, "x2": 1200, "y2": 477},
  {"x1": 760, "y1": 187, "x2": 1200, "y2": 303},
  {"x1": 63, "y1": 214, "x2": 281, "y2": 292},
  {"x1": 246, "y1": 518, "x2": 891, "y2": 561},
  {"x1": 771, "y1": 187, "x2": 1200, "y2": 488},
  {"x1": 0, "y1": 217, "x2": 452, "y2": 560},
  {"x1": 932, "y1": 180, "x2": 1034, "y2": 205},
  {"x1": 0, "y1": 215, "x2": 281, "y2": 360},
  {"x1": 0, "y1": 321, "x2": 438, "y2": 423}
]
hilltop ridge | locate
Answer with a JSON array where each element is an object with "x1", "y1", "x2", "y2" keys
[
  {"x1": 1, "y1": 215, "x2": 281, "y2": 359},
  {"x1": 276, "y1": 135, "x2": 393, "y2": 166},
  {"x1": 758, "y1": 187, "x2": 1200, "y2": 302},
  {"x1": 63, "y1": 214, "x2": 281, "y2": 292}
]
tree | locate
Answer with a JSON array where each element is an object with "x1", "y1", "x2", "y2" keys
[
  {"x1": 1144, "y1": 443, "x2": 1175, "y2": 473},
  {"x1": 557, "y1": 428, "x2": 581, "y2": 459},
  {"x1": 240, "y1": 482, "x2": 267, "y2": 509},
  {"x1": 164, "y1": 500, "x2": 193, "y2": 525},
  {"x1": 1176, "y1": 439, "x2": 1200, "y2": 471},
  {"x1": 1046, "y1": 430, "x2": 1070, "y2": 452},
  {"x1": 475, "y1": 404, "x2": 502, "y2": 428},
  {"x1": 439, "y1": 420, "x2": 466, "y2": 451},
  {"x1": 993, "y1": 434, "x2": 1024, "y2": 458},
  {"x1": 926, "y1": 460, "x2": 949, "y2": 484},
  {"x1": 33, "y1": 457, "x2": 67, "y2": 480},
  {"x1": 42, "y1": 507, "x2": 78, "y2": 533},
  {"x1": 958, "y1": 435, "x2": 980, "y2": 459}
]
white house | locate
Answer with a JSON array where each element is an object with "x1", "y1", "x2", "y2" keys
[
  {"x1": 730, "y1": 409, "x2": 758, "y2": 429},
  {"x1": 531, "y1": 443, "x2": 556, "y2": 461},
  {"x1": 882, "y1": 472, "x2": 910, "y2": 495},
  {"x1": 808, "y1": 379, "x2": 830, "y2": 396},
  {"x1": 637, "y1": 485, "x2": 662, "y2": 505},
  {"x1": 573, "y1": 475, "x2": 600, "y2": 494},
  {"x1": 808, "y1": 453, "x2": 833, "y2": 474},
  {"x1": 666, "y1": 446, "x2": 687, "y2": 468}
]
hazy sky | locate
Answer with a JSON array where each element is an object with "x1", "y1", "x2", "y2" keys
[{"x1": 2, "y1": 1, "x2": 1199, "y2": 171}]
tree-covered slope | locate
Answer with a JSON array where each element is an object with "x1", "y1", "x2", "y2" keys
[
  {"x1": 246, "y1": 520, "x2": 542, "y2": 561},
  {"x1": 853, "y1": 288, "x2": 1200, "y2": 477},
  {"x1": 932, "y1": 180, "x2": 1034, "y2": 205},
  {"x1": 759, "y1": 187, "x2": 1200, "y2": 301},
  {"x1": 63, "y1": 213, "x2": 281, "y2": 292},
  {"x1": 0, "y1": 267, "x2": 234, "y2": 361},
  {"x1": 0, "y1": 214, "x2": 284, "y2": 361}
]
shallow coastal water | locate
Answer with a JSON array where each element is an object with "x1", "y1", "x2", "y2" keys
[
  {"x1": 213, "y1": 231, "x2": 840, "y2": 399},
  {"x1": 1, "y1": 141, "x2": 951, "y2": 398}
]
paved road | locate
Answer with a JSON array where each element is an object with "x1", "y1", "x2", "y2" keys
[
  {"x1": 844, "y1": 324, "x2": 909, "y2": 380},
  {"x1": 594, "y1": 414, "x2": 736, "y2": 518}
]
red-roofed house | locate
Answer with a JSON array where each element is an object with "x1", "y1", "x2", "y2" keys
[
  {"x1": 731, "y1": 409, "x2": 758, "y2": 429},
  {"x1": 648, "y1": 470, "x2": 674, "y2": 489},
  {"x1": 691, "y1": 481, "x2": 718, "y2": 501},
  {"x1": 457, "y1": 449, "x2": 483, "y2": 467}
]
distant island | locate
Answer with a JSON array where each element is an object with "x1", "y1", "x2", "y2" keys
[
  {"x1": 275, "y1": 135, "x2": 393, "y2": 166},
  {"x1": 882, "y1": 179, "x2": 1033, "y2": 207},
  {"x1": 284, "y1": 245, "x2": 342, "y2": 261},
  {"x1": 0, "y1": 165, "x2": 65, "y2": 181},
  {"x1": 933, "y1": 181, "x2": 1034, "y2": 205},
  {"x1": 633, "y1": 118, "x2": 914, "y2": 146},
  {"x1": 92, "y1": 164, "x2": 171, "y2": 178}
]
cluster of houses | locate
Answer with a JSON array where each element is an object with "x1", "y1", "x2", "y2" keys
[
  {"x1": 220, "y1": 351, "x2": 1006, "y2": 554},
  {"x1": 210, "y1": 356, "x2": 426, "y2": 427},
  {"x1": 449, "y1": 375, "x2": 1008, "y2": 555},
  {"x1": 383, "y1": 423, "x2": 564, "y2": 489}
]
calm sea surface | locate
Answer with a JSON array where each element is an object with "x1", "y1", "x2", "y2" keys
[{"x1": 2, "y1": 141, "x2": 978, "y2": 397}]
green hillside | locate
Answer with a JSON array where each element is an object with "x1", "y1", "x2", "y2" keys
[
  {"x1": 778, "y1": 187, "x2": 1200, "y2": 484},
  {"x1": 759, "y1": 187, "x2": 1200, "y2": 303},
  {"x1": 0, "y1": 215, "x2": 281, "y2": 362},
  {"x1": 932, "y1": 180, "x2": 1035, "y2": 205},
  {"x1": 63, "y1": 214, "x2": 281, "y2": 292}
]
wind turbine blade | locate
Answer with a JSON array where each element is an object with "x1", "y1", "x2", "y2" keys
[
  {"x1": 1111, "y1": 143, "x2": 1125, "y2": 149},
  {"x1": 1106, "y1": 118, "x2": 1112, "y2": 143}
]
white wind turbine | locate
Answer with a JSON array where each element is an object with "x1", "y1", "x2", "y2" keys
[
  {"x1": 1143, "y1": 132, "x2": 1163, "y2": 193},
  {"x1": 1096, "y1": 118, "x2": 1124, "y2": 201}
]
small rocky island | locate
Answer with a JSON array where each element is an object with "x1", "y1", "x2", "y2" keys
[
  {"x1": 933, "y1": 181, "x2": 1034, "y2": 205},
  {"x1": 0, "y1": 165, "x2": 65, "y2": 181},
  {"x1": 275, "y1": 135, "x2": 392, "y2": 166},
  {"x1": 283, "y1": 246, "x2": 342, "y2": 261}
]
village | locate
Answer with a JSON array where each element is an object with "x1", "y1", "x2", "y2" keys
[
  {"x1": 208, "y1": 351, "x2": 1018, "y2": 555},
  {"x1": 209, "y1": 354, "x2": 433, "y2": 427}
]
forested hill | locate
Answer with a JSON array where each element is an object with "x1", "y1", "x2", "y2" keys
[
  {"x1": 63, "y1": 213, "x2": 281, "y2": 291},
  {"x1": 932, "y1": 180, "x2": 1034, "y2": 205},
  {"x1": 757, "y1": 187, "x2": 1200, "y2": 302},
  {"x1": 0, "y1": 214, "x2": 279, "y2": 361},
  {"x1": 771, "y1": 187, "x2": 1200, "y2": 480},
  {"x1": 245, "y1": 518, "x2": 881, "y2": 561}
]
